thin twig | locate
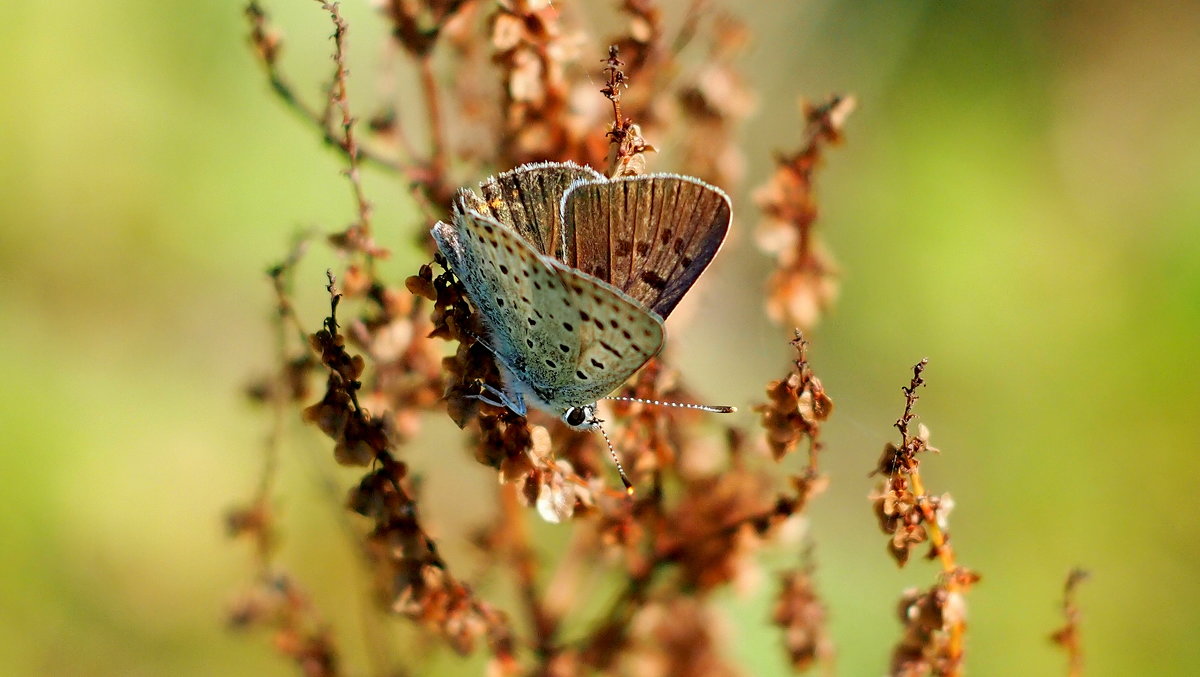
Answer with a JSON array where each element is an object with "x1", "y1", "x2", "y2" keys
[
  {"x1": 245, "y1": 1, "x2": 442, "y2": 184},
  {"x1": 500, "y1": 483, "x2": 559, "y2": 657},
  {"x1": 669, "y1": 0, "x2": 709, "y2": 54},
  {"x1": 315, "y1": 1, "x2": 380, "y2": 274},
  {"x1": 601, "y1": 45, "x2": 629, "y2": 144},
  {"x1": 894, "y1": 358, "x2": 927, "y2": 443},
  {"x1": 1051, "y1": 568, "x2": 1090, "y2": 677},
  {"x1": 417, "y1": 54, "x2": 450, "y2": 203}
]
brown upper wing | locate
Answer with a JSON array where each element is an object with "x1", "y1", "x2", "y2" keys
[{"x1": 560, "y1": 174, "x2": 732, "y2": 319}]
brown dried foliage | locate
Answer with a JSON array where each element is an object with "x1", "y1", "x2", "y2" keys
[
  {"x1": 755, "y1": 96, "x2": 856, "y2": 331},
  {"x1": 871, "y1": 360, "x2": 982, "y2": 677},
  {"x1": 773, "y1": 566, "x2": 834, "y2": 672},
  {"x1": 229, "y1": 2, "x2": 1075, "y2": 676}
]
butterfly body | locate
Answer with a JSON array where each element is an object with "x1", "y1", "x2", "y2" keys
[{"x1": 432, "y1": 162, "x2": 731, "y2": 428}]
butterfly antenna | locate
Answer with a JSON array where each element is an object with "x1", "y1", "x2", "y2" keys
[
  {"x1": 592, "y1": 417, "x2": 634, "y2": 495},
  {"x1": 604, "y1": 396, "x2": 736, "y2": 414}
]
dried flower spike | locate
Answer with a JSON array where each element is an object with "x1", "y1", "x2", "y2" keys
[{"x1": 756, "y1": 95, "x2": 855, "y2": 330}]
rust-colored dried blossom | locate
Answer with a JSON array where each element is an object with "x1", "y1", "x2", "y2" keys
[
  {"x1": 409, "y1": 259, "x2": 499, "y2": 425},
  {"x1": 412, "y1": 256, "x2": 543, "y2": 490},
  {"x1": 773, "y1": 569, "x2": 834, "y2": 671},
  {"x1": 674, "y1": 13, "x2": 755, "y2": 188},
  {"x1": 870, "y1": 360, "x2": 947, "y2": 565},
  {"x1": 379, "y1": 0, "x2": 470, "y2": 57},
  {"x1": 756, "y1": 331, "x2": 833, "y2": 462},
  {"x1": 657, "y1": 470, "x2": 779, "y2": 592},
  {"x1": 227, "y1": 575, "x2": 341, "y2": 677},
  {"x1": 890, "y1": 569, "x2": 981, "y2": 677},
  {"x1": 490, "y1": 0, "x2": 601, "y2": 166},
  {"x1": 303, "y1": 306, "x2": 390, "y2": 467},
  {"x1": 871, "y1": 477, "x2": 953, "y2": 567},
  {"x1": 873, "y1": 361, "x2": 980, "y2": 676},
  {"x1": 349, "y1": 282, "x2": 445, "y2": 439},
  {"x1": 602, "y1": 46, "x2": 656, "y2": 177},
  {"x1": 755, "y1": 332, "x2": 832, "y2": 521},
  {"x1": 755, "y1": 95, "x2": 855, "y2": 330},
  {"x1": 608, "y1": 358, "x2": 723, "y2": 481},
  {"x1": 624, "y1": 598, "x2": 742, "y2": 677},
  {"x1": 358, "y1": 464, "x2": 514, "y2": 656},
  {"x1": 300, "y1": 275, "x2": 516, "y2": 657},
  {"x1": 598, "y1": 0, "x2": 666, "y2": 151}
]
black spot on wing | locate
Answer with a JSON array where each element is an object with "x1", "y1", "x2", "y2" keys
[
  {"x1": 599, "y1": 341, "x2": 623, "y2": 358},
  {"x1": 640, "y1": 270, "x2": 667, "y2": 291}
]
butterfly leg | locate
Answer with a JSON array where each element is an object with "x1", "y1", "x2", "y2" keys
[{"x1": 470, "y1": 382, "x2": 528, "y2": 416}]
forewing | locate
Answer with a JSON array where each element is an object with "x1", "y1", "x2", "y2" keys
[
  {"x1": 452, "y1": 161, "x2": 605, "y2": 259},
  {"x1": 561, "y1": 174, "x2": 731, "y2": 319},
  {"x1": 432, "y1": 210, "x2": 663, "y2": 411}
]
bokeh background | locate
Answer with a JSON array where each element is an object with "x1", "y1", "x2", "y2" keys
[{"x1": 2, "y1": 0, "x2": 1198, "y2": 675}]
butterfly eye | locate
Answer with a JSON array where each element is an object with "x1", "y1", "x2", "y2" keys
[{"x1": 563, "y1": 406, "x2": 590, "y2": 429}]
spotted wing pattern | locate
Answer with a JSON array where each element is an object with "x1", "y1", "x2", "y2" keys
[
  {"x1": 452, "y1": 161, "x2": 605, "y2": 259},
  {"x1": 432, "y1": 209, "x2": 664, "y2": 412},
  {"x1": 559, "y1": 174, "x2": 731, "y2": 319}
]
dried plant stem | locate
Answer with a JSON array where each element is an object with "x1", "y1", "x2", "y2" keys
[
  {"x1": 602, "y1": 45, "x2": 629, "y2": 139},
  {"x1": 893, "y1": 361, "x2": 956, "y2": 570},
  {"x1": 246, "y1": 2, "x2": 406, "y2": 175},
  {"x1": 756, "y1": 96, "x2": 854, "y2": 329},
  {"x1": 417, "y1": 54, "x2": 449, "y2": 202},
  {"x1": 251, "y1": 270, "x2": 293, "y2": 565},
  {"x1": 601, "y1": 45, "x2": 652, "y2": 176},
  {"x1": 500, "y1": 483, "x2": 559, "y2": 657},
  {"x1": 590, "y1": 494, "x2": 801, "y2": 641},
  {"x1": 670, "y1": 0, "x2": 708, "y2": 54},
  {"x1": 793, "y1": 331, "x2": 825, "y2": 473},
  {"x1": 875, "y1": 359, "x2": 984, "y2": 677},
  {"x1": 907, "y1": 474, "x2": 954, "y2": 570},
  {"x1": 309, "y1": 274, "x2": 516, "y2": 662},
  {"x1": 247, "y1": 0, "x2": 448, "y2": 224},
  {"x1": 896, "y1": 361, "x2": 964, "y2": 667},
  {"x1": 317, "y1": 2, "x2": 379, "y2": 272},
  {"x1": 1051, "y1": 568, "x2": 1089, "y2": 677},
  {"x1": 268, "y1": 249, "x2": 315, "y2": 345},
  {"x1": 239, "y1": 239, "x2": 317, "y2": 571}
]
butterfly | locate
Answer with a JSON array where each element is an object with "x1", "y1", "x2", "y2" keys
[{"x1": 431, "y1": 162, "x2": 733, "y2": 485}]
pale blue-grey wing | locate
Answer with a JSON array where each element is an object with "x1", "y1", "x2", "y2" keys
[
  {"x1": 431, "y1": 210, "x2": 663, "y2": 413},
  {"x1": 451, "y1": 161, "x2": 605, "y2": 259},
  {"x1": 560, "y1": 173, "x2": 731, "y2": 319}
]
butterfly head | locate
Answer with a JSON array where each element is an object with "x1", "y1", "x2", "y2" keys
[{"x1": 561, "y1": 404, "x2": 599, "y2": 431}]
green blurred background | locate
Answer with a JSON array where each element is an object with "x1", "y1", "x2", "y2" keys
[{"x1": 2, "y1": 0, "x2": 1198, "y2": 675}]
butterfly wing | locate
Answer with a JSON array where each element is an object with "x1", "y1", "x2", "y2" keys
[
  {"x1": 452, "y1": 161, "x2": 606, "y2": 259},
  {"x1": 560, "y1": 173, "x2": 732, "y2": 319},
  {"x1": 432, "y1": 210, "x2": 664, "y2": 413}
]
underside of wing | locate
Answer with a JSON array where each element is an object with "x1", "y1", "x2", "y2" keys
[
  {"x1": 541, "y1": 258, "x2": 665, "y2": 404},
  {"x1": 432, "y1": 210, "x2": 663, "y2": 412},
  {"x1": 560, "y1": 173, "x2": 732, "y2": 319},
  {"x1": 452, "y1": 161, "x2": 605, "y2": 259}
]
